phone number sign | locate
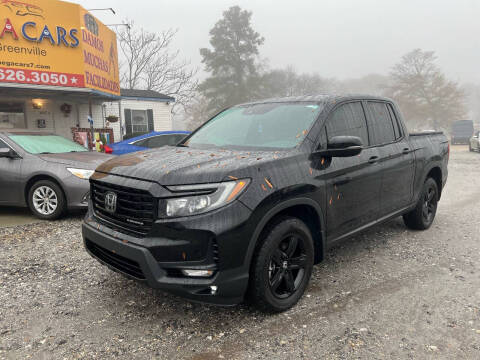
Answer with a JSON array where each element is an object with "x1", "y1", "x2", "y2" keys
[{"x1": 0, "y1": 67, "x2": 84, "y2": 87}]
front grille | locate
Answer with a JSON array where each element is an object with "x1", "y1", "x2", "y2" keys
[
  {"x1": 86, "y1": 239, "x2": 145, "y2": 280},
  {"x1": 91, "y1": 180, "x2": 156, "y2": 236}
]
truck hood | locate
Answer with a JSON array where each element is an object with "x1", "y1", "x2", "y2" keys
[
  {"x1": 95, "y1": 146, "x2": 290, "y2": 185},
  {"x1": 39, "y1": 151, "x2": 114, "y2": 169}
]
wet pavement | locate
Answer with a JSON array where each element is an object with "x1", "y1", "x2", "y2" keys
[
  {"x1": 0, "y1": 207, "x2": 44, "y2": 227},
  {"x1": 0, "y1": 145, "x2": 479, "y2": 359}
]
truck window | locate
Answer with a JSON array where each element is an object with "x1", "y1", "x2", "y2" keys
[
  {"x1": 187, "y1": 102, "x2": 323, "y2": 149},
  {"x1": 387, "y1": 104, "x2": 402, "y2": 139},
  {"x1": 325, "y1": 102, "x2": 368, "y2": 146},
  {"x1": 366, "y1": 102, "x2": 396, "y2": 145}
]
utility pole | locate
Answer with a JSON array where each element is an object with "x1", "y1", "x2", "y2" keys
[{"x1": 88, "y1": 98, "x2": 94, "y2": 151}]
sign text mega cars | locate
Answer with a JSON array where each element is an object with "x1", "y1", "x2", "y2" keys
[{"x1": 0, "y1": 0, "x2": 120, "y2": 96}]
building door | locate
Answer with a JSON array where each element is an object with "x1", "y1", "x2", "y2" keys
[{"x1": 0, "y1": 102, "x2": 25, "y2": 129}]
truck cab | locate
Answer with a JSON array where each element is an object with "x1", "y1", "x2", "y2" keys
[{"x1": 83, "y1": 95, "x2": 449, "y2": 312}]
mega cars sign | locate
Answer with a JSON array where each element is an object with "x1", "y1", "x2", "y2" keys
[{"x1": 0, "y1": 0, "x2": 120, "y2": 96}]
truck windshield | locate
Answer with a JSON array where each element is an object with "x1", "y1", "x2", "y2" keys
[
  {"x1": 186, "y1": 102, "x2": 323, "y2": 149},
  {"x1": 9, "y1": 135, "x2": 88, "y2": 154}
]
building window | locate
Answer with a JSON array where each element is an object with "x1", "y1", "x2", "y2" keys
[
  {"x1": 131, "y1": 110, "x2": 148, "y2": 133},
  {"x1": 0, "y1": 102, "x2": 25, "y2": 129},
  {"x1": 124, "y1": 108, "x2": 154, "y2": 139}
]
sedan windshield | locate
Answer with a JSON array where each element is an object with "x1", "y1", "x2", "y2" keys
[
  {"x1": 8, "y1": 135, "x2": 88, "y2": 154},
  {"x1": 186, "y1": 102, "x2": 323, "y2": 149}
]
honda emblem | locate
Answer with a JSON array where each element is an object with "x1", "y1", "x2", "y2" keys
[{"x1": 104, "y1": 191, "x2": 117, "y2": 213}]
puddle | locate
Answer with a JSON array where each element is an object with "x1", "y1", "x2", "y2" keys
[{"x1": 0, "y1": 207, "x2": 44, "y2": 227}]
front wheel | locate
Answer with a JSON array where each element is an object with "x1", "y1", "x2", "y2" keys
[
  {"x1": 249, "y1": 216, "x2": 314, "y2": 312},
  {"x1": 28, "y1": 180, "x2": 66, "y2": 220},
  {"x1": 403, "y1": 178, "x2": 438, "y2": 230}
]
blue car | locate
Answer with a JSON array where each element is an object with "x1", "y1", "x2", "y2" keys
[{"x1": 105, "y1": 131, "x2": 190, "y2": 155}]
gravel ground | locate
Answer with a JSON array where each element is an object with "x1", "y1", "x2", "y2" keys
[{"x1": 1, "y1": 146, "x2": 480, "y2": 359}]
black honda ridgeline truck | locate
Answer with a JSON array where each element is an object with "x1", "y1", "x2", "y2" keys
[{"x1": 83, "y1": 95, "x2": 449, "y2": 312}]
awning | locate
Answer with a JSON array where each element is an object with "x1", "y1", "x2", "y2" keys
[{"x1": 0, "y1": 83, "x2": 122, "y2": 103}]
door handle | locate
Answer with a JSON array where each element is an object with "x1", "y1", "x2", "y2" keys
[
  {"x1": 402, "y1": 148, "x2": 410, "y2": 154},
  {"x1": 334, "y1": 177, "x2": 351, "y2": 186},
  {"x1": 368, "y1": 156, "x2": 379, "y2": 164}
]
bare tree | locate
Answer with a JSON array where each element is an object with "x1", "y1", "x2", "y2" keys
[
  {"x1": 117, "y1": 20, "x2": 198, "y2": 113},
  {"x1": 183, "y1": 94, "x2": 214, "y2": 131},
  {"x1": 337, "y1": 73, "x2": 390, "y2": 95},
  {"x1": 260, "y1": 66, "x2": 337, "y2": 98},
  {"x1": 386, "y1": 49, "x2": 466, "y2": 130}
]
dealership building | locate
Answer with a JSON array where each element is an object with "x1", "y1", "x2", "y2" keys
[{"x1": 0, "y1": 0, "x2": 174, "y2": 147}]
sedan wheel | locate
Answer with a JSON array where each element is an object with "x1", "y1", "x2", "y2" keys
[
  {"x1": 33, "y1": 186, "x2": 58, "y2": 215},
  {"x1": 28, "y1": 180, "x2": 66, "y2": 220}
]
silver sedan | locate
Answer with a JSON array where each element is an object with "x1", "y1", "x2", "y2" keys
[
  {"x1": 469, "y1": 131, "x2": 480, "y2": 152},
  {"x1": 0, "y1": 130, "x2": 113, "y2": 220}
]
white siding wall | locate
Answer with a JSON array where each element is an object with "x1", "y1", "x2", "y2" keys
[
  {"x1": 0, "y1": 97, "x2": 101, "y2": 140},
  {"x1": 104, "y1": 98, "x2": 173, "y2": 141},
  {"x1": 103, "y1": 101, "x2": 122, "y2": 141},
  {"x1": 1, "y1": 95, "x2": 172, "y2": 143},
  {"x1": 77, "y1": 102, "x2": 104, "y2": 129}
]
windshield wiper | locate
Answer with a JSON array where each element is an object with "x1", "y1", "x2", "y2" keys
[
  {"x1": 39, "y1": 152, "x2": 52, "y2": 154},
  {"x1": 177, "y1": 144, "x2": 189, "y2": 147}
]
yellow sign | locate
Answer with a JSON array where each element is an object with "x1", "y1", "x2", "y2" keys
[{"x1": 0, "y1": 0, "x2": 120, "y2": 96}]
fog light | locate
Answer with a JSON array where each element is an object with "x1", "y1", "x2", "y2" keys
[
  {"x1": 181, "y1": 269, "x2": 214, "y2": 277},
  {"x1": 81, "y1": 192, "x2": 90, "y2": 204},
  {"x1": 210, "y1": 286, "x2": 218, "y2": 295}
]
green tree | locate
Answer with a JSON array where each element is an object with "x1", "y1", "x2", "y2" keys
[
  {"x1": 386, "y1": 49, "x2": 466, "y2": 130},
  {"x1": 199, "y1": 6, "x2": 264, "y2": 111}
]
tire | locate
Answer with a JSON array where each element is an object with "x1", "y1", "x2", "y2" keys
[
  {"x1": 249, "y1": 216, "x2": 314, "y2": 312},
  {"x1": 469, "y1": 144, "x2": 473, "y2": 152},
  {"x1": 28, "y1": 180, "x2": 66, "y2": 220},
  {"x1": 403, "y1": 178, "x2": 438, "y2": 230}
]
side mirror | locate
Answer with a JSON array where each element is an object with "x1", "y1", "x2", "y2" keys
[
  {"x1": 0, "y1": 148, "x2": 18, "y2": 159},
  {"x1": 311, "y1": 136, "x2": 363, "y2": 158}
]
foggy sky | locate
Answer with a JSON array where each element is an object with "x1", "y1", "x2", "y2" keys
[{"x1": 72, "y1": 0, "x2": 479, "y2": 84}]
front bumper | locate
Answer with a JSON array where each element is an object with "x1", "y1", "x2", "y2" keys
[
  {"x1": 82, "y1": 200, "x2": 254, "y2": 305},
  {"x1": 63, "y1": 175, "x2": 91, "y2": 209}
]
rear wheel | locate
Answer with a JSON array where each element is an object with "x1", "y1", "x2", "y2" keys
[
  {"x1": 28, "y1": 180, "x2": 66, "y2": 220},
  {"x1": 403, "y1": 178, "x2": 438, "y2": 230},
  {"x1": 249, "y1": 216, "x2": 314, "y2": 312}
]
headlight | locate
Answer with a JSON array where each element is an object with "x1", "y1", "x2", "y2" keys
[
  {"x1": 67, "y1": 168, "x2": 94, "y2": 180},
  {"x1": 160, "y1": 179, "x2": 250, "y2": 218}
]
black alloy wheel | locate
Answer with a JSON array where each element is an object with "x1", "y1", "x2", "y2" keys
[
  {"x1": 268, "y1": 235, "x2": 307, "y2": 299},
  {"x1": 421, "y1": 183, "x2": 437, "y2": 225},
  {"x1": 403, "y1": 177, "x2": 438, "y2": 230},
  {"x1": 249, "y1": 216, "x2": 314, "y2": 312}
]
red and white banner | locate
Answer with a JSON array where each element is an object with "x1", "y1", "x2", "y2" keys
[{"x1": 0, "y1": 67, "x2": 85, "y2": 88}]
